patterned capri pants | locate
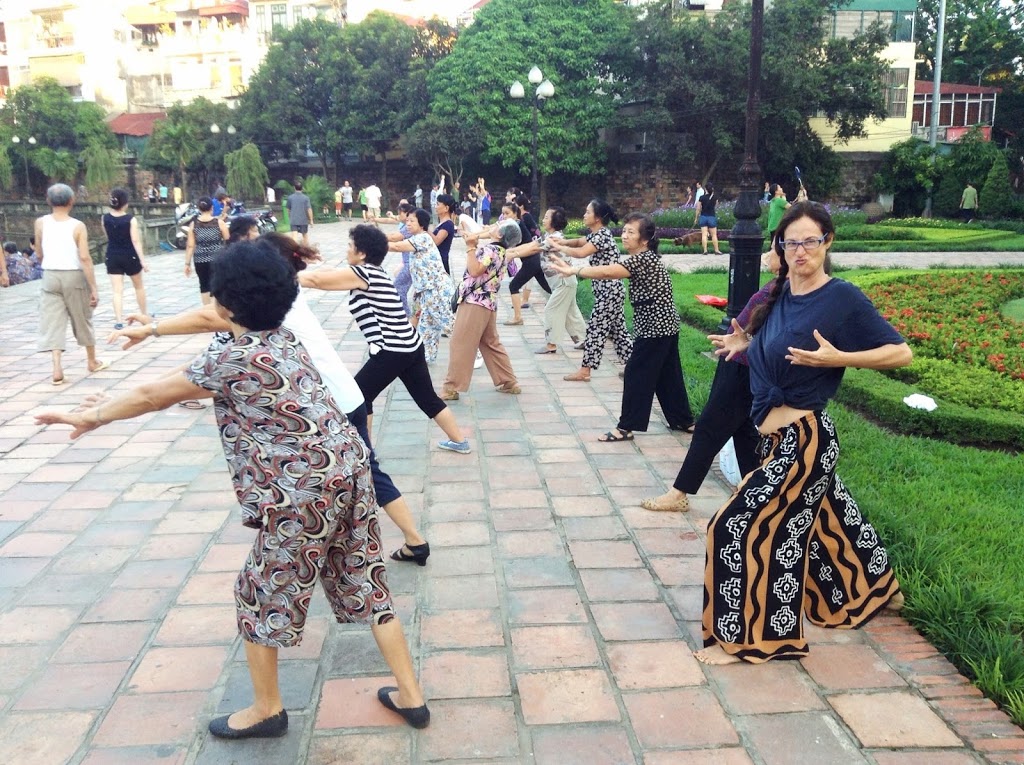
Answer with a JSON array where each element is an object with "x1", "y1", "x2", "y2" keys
[
  {"x1": 582, "y1": 279, "x2": 632, "y2": 371},
  {"x1": 413, "y1": 283, "x2": 455, "y2": 364},
  {"x1": 234, "y1": 424, "x2": 395, "y2": 648},
  {"x1": 702, "y1": 410, "x2": 900, "y2": 662}
]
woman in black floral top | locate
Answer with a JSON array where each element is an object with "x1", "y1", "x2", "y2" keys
[
  {"x1": 551, "y1": 213, "x2": 693, "y2": 441},
  {"x1": 550, "y1": 199, "x2": 633, "y2": 381}
]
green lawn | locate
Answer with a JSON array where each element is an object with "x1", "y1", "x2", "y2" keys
[
  {"x1": 1004, "y1": 298, "x2": 1024, "y2": 322},
  {"x1": 648, "y1": 269, "x2": 1024, "y2": 724}
]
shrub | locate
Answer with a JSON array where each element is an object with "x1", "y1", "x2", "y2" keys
[
  {"x1": 298, "y1": 175, "x2": 333, "y2": 216},
  {"x1": 886, "y1": 357, "x2": 1024, "y2": 416},
  {"x1": 981, "y1": 154, "x2": 1015, "y2": 220},
  {"x1": 932, "y1": 171, "x2": 963, "y2": 219},
  {"x1": 835, "y1": 225, "x2": 923, "y2": 241}
]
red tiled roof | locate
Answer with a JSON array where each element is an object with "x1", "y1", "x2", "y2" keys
[
  {"x1": 107, "y1": 112, "x2": 166, "y2": 137},
  {"x1": 914, "y1": 80, "x2": 1001, "y2": 96}
]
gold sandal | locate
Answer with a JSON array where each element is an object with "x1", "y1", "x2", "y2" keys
[{"x1": 640, "y1": 494, "x2": 690, "y2": 512}]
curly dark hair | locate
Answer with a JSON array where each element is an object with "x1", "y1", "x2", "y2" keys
[
  {"x1": 350, "y1": 224, "x2": 389, "y2": 266},
  {"x1": 209, "y1": 241, "x2": 298, "y2": 331},
  {"x1": 259, "y1": 231, "x2": 322, "y2": 272}
]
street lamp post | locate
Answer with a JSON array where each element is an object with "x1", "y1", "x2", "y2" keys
[
  {"x1": 510, "y1": 67, "x2": 555, "y2": 206},
  {"x1": 720, "y1": 0, "x2": 765, "y2": 331},
  {"x1": 11, "y1": 135, "x2": 37, "y2": 197}
]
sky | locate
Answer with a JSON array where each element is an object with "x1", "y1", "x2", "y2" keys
[{"x1": 347, "y1": 0, "x2": 481, "y2": 25}]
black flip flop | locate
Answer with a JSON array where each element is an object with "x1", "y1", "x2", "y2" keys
[{"x1": 598, "y1": 429, "x2": 634, "y2": 442}]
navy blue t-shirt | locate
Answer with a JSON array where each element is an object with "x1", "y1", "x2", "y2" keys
[{"x1": 747, "y1": 278, "x2": 904, "y2": 427}]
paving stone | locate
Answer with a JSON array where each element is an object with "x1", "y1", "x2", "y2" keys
[
  {"x1": 741, "y1": 711, "x2": 868, "y2": 764},
  {"x1": 59, "y1": 546, "x2": 135, "y2": 574},
  {"x1": 153, "y1": 605, "x2": 238, "y2": 645},
  {"x1": 428, "y1": 521, "x2": 492, "y2": 547},
  {"x1": 83, "y1": 588, "x2": 176, "y2": 623},
  {"x1": 418, "y1": 698, "x2": 520, "y2": 760},
  {"x1": 643, "y1": 751, "x2": 755, "y2": 765},
  {"x1": 502, "y1": 556, "x2": 576, "y2": 589},
  {"x1": 0, "y1": 645, "x2": 51, "y2": 692},
  {"x1": 0, "y1": 605, "x2": 82, "y2": 644},
  {"x1": 490, "y1": 507, "x2": 556, "y2": 531},
  {"x1": 829, "y1": 691, "x2": 964, "y2": 748},
  {"x1": 424, "y1": 545, "x2": 494, "y2": 577},
  {"x1": 424, "y1": 575, "x2": 499, "y2": 611},
  {"x1": 801, "y1": 644, "x2": 908, "y2": 690},
  {"x1": 710, "y1": 660, "x2": 826, "y2": 714},
  {"x1": 426, "y1": 500, "x2": 488, "y2": 523},
  {"x1": 869, "y1": 753, "x2": 984, "y2": 765},
  {"x1": 569, "y1": 539, "x2": 645, "y2": 568},
  {"x1": 128, "y1": 646, "x2": 230, "y2": 693},
  {"x1": 624, "y1": 688, "x2": 738, "y2": 748},
  {"x1": 175, "y1": 571, "x2": 238, "y2": 605},
  {"x1": 531, "y1": 725, "x2": 638, "y2": 765},
  {"x1": 79, "y1": 746, "x2": 187, "y2": 765},
  {"x1": 552, "y1": 496, "x2": 616, "y2": 517},
  {"x1": 422, "y1": 650, "x2": 511, "y2": 698},
  {"x1": 497, "y1": 529, "x2": 565, "y2": 558},
  {"x1": 420, "y1": 609, "x2": 504, "y2": 649},
  {"x1": 511, "y1": 625, "x2": 602, "y2": 670},
  {"x1": 0, "y1": 531, "x2": 76, "y2": 557},
  {"x1": 507, "y1": 588, "x2": 589, "y2": 625},
  {"x1": 561, "y1": 516, "x2": 630, "y2": 541},
  {"x1": 216, "y1": 661, "x2": 319, "y2": 713},
  {"x1": 591, "y1": 602, "x2": 682, "y2": 641},
  {"x1": 195, "y1": 543, "x2": 252, "y2": 571},
  {"x1": 316, "y1": 676, "x2": 407, "y2": 729},
  {"x1": 307, "y1": 731, "x2": 412, "y2": 765},
  {"x1": 53, "y1": 622, "x2": 156, "y2": 663},
  {"x1": 606, "y1": 641, "x2": 706, "y2": 689},
  {"x1": 0, "y1": 710, "x2": 97, "y2": 765},
  {"x1": 93, "y1": 692, "x2": 207, "y2": 746},
  {"x1": 649, "y1": 555, "x2": 703, "y2": 586},
  {"x1": 580, "y1": 568, "x2": 661, "y2": 602},
  {"x1": 14, "y1": 660, "x2": 131, "y2": 710},
  {"x1": 517, "y1": 669, "x2": 620, "y2": 724}
]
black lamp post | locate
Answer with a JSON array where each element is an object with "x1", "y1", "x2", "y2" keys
[
  {"x1": 11, "y1": 135, "x2": 37, "y2": 197},
  {"x1": 720, "y1": 0, "x2": 765, "y2": 332},
  {"x1": 510, "y1": 67, "x2": 555, "y2": 207}
]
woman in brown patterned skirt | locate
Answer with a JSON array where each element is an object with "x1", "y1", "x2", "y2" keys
[{"x1": 697, "y1": 203, "x2": 911, "y2": 665}]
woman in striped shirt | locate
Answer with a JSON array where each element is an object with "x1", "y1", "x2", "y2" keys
[{"x1": 299, "y1": 223, "x2": 471, "y2": 461}]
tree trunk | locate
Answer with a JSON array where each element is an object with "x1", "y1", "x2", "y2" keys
[
  {"x1": 378, "y1": 143, "x2": 389, "y2": 212},
  {"x1": 180, "y1": 163, "x2": 188, "y2": 200}
]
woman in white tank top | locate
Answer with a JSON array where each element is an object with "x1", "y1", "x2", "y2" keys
[{"x1": 35, "y1": 184, "x2": 106, "y2": 384}]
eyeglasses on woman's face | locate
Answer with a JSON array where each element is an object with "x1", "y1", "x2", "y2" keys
[{"x1": 779, "y1": 234, "x2": 827, "y2": 252}]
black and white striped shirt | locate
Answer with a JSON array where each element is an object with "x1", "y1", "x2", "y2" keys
[{"x1": 349, "y1": 264, "x2": 423, "y2": 354}]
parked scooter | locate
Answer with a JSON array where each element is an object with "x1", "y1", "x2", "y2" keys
[
  {"x1": 227, "y1": 201, "x2": 278, "y2": 235},
  {"x1": 167, "y1": 202, "x2": 198, "y2": 250}
]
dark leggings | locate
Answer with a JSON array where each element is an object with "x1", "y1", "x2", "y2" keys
[
  {"x1": 354, "y1": 345, "x2": 446, "y2": 419},
  {"x1": 673, "y1": 358, "x2": 760, "y2": 494},
  {"x1": 508, "y1": 255, "x2": 551, "y2": 295},
  {"x1": 618, "y1": 334, "x2": 692, "y2": 433},
  {"x1": 345, "y1": 403, "x2": 401, "y2": 506}
]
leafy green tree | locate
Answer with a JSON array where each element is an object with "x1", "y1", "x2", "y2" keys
[
  {"x1": 631, "y1": 0, "x2": 890, "y2": 197},
  {"x1": 298, "y1": 175, "x2": 333, "y2": 216},
  {"x1": 426, "y1": 0, "x2": 635, "y2": 185},
  {"x1": 225, "y1": 143, "x2": 270, "y2": 203},
  {"x1": 336, "y1": 12, "x2": 435, "y2": 197},
  {"x1": 0, "y1": 147, "x2": 13, "y2": 191},
  {"x1": 147, "y1": 120, "x2": 201, "y2": 198},
  {"x1": 946, "y1": 127, "x2": 1006, "y2": 188},
  {"x1": 80, "y1": 143, "x2": 124, "y2": 192},
  {"x1": 980, "y1": 154, "x2": 1015, "y2": 219},
  {"x1": 931, "y1": 169, "x2": 963, "y2": 218},
  {"x1": 874, "y1": 138, "x2": 940, "y2": 216},
  {"x1": 75, "y1": 102, "x2": 118, "y2": 151},
  {"x1": 32, "y1": 148, "x2": 78, "y2": 184},
  {"x1": 237, "y1": 19, "x2": 351, "y2": 176},
  {"x1": 915, "y1": 0, "x2": 1024, "y2": 85},
  {"x1": 402, "y1": 115, "x2": 482, "y2": 188}
]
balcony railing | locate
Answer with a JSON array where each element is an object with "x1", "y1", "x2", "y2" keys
[{"x1": 38, "y1": 34, "x2": 75, "y2": 49}]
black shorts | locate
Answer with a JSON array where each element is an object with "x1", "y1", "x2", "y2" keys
[
  {"x1": 291, "y1": 224, "x2": 309, "y2": 234},
  {"x1": 343, "y1": 202, "x2": 353, "y2": 212},
  {"x1": 106, "y1": 252, "x2": 142, "y2": 277},
  {"x1": 195, "y1": 261, "x2": 213, "y2": 294}
]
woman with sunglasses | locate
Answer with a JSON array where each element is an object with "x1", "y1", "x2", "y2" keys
[{"x1": 696, "y1": 202, "x2": 911, "y2": 666}]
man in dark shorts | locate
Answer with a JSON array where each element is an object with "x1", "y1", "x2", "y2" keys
[{"x1": 286, "y1": 182, "x2": 314, "y2": 246}]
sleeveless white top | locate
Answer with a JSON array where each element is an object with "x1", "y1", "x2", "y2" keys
[{"x1": 41, "y1": 216, "x2": 82, "y2": 271}]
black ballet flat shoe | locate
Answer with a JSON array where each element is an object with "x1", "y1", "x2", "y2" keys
[
  {"x1": 390, "y1": 542, "x2": 430, "y2": 566},
  {"x1": 669, "y1": 422, "x2": 696, "y2": 434},
  {"x1": 377, "y1": 687, "x2": 431, "y2": 729},
  {"x1": 208, "y1": 709, "x2": 288, "y2": 739}
]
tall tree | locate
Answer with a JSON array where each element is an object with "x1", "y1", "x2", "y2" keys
[
  {"x1": 631, "y1": 0, "x2": 891, "y2": 198},
  {"x1": 425, "y1": 0, "x2": 635, "y2": 185},
  {"x1": 147, "y1": 120, "x2": 201, "y2": 198},
  {"x1": 225, "y1": 143, "x2": 270, "y2": 203},
  {"x1": 335, "y1": 12, "x2": 434, "y2": 199},
  {"x1": 915, "y1": 0, "x2": 1024, "y2": 85},
  {"x1": 236, "y1": 18, "x2": 351, "y2": 177},
  {"x1": 403, "y1": 115, "x2": 482, "y2": 188}
]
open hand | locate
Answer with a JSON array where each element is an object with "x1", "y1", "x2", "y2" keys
[
  {"x1": 786, "y1": 329, "x2": 842, "y2": 367},
  {"x1": 34, "y1": 409, "x2": 100, "y2": 440},
  {"x1": 109, "y1": 324, "x2": 150, "y2": 350},
  {"x1": 708, "y1": 319, "x2": 750, "y2": 362}
]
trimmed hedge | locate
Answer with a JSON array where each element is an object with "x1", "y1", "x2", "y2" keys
[
  {"x1": 886, "y1": 356, "x2": 1024, "y2": 416},
  {"x1": 836, "y1": 368, "x2": 1024, "y2": 451}
]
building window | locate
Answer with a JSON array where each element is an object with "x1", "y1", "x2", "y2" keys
[
  {"x1": 271, "y1": 4, "x2": 288, "y2": 30},
  {"x1": 891, "y1": 11, "x2": 914, "y2": 42},
  {"x1": 254, "y1": 5, "x2": 266, "y2": 34},
  {"x1": 883, "y1": 68, "x2": 909, "y2": 119}
]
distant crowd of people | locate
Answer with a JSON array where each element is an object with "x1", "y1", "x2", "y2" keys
[{"x1": 0, "y1": 237, "x2": 42, "y2": 287}]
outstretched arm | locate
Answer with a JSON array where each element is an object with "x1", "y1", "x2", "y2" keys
[{"x1": 298, "y1": 268, "x2": 368, "y2": 292}]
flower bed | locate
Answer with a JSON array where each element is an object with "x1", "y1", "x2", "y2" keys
[{"x1": 863, "y1": 271, "x2": 1024, "y2": 383}]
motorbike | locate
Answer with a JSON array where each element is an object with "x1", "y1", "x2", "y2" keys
[
  {"x1": 166, "y1": 201, "x2": 277, "y2": 250},
  {"x1": 167, "y1": 202, "x2": 198, "y2": 250}
]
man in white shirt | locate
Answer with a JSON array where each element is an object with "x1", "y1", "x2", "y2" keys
[
  {"x1": 341, "y1": 180, "x2": 354, "y2": 219},
  {"x1": 365, "y1": 183, "x2": 383, "y2": 220}
]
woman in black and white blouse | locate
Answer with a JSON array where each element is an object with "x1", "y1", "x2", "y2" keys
[
  {"x1": 549, "y1": 199, "x2": 633, "y2": 382},
  {"x1": 550, "y1": 213, "x2": 693, "y2": 441}
]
